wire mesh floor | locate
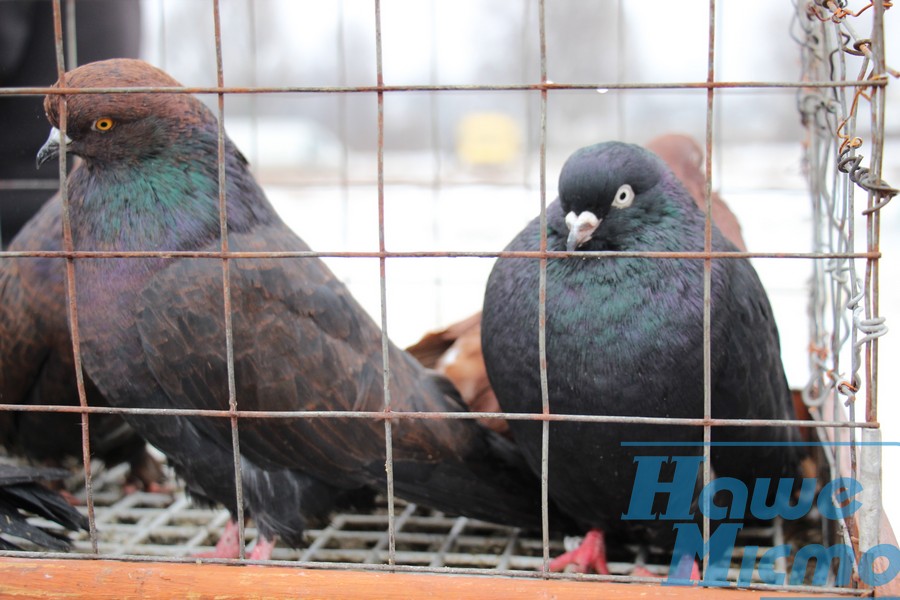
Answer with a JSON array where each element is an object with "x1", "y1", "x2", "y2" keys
[
  {"x1": 10, "y1": 458, "x2": 824, "y2": 583},
  {"x1": 60, "y1": 461, "x2": 560, "y2": 569}
]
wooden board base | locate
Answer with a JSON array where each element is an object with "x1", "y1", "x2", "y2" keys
[{"x1": 0, "y1": 558, "x2": 848, "y2": 599}]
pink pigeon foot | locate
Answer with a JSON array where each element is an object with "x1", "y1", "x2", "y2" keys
[
  {"x1": 657, "y1": 555, "x2": 702, "y2": 582},
  {"x1": 247, "y1": 536, "x2": 277, "y2": 560},
  {"x1": 677, "y1": 557, "x2": 702, "y2": 581},
  {"x1": 631, "y1": 565, "x2": 657, "y2": 577},
  {"x1": 121, "y1": 482, "x2": 140, "y2": 495},
  {"x1": 631, "y1": 560, "x2": 700, "y2": 581},
  {"x1": 123, "y1": 480, "x2": 176, "y2": 495},
  {"x1": 633, "y1": 558, "x2": 700, "y2": 580},
  {"x1": 194, "y1": 519, "x2": 242, "y2": 559},
  {"x1": 144, "y1": 480, "x2": 175, "y2": 494},
  {"x1": 689, "y1": 560, "x2": 701, "y2": 580},
  {"x1": 59, "y1": 489, "x2": 81, "y2": 506},
  {"x1": 549, "y1": 529, "x2": 610, "y2": 574}
]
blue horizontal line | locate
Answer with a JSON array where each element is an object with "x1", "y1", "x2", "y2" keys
[{"x1": 620, "y1": 441, "x2": 900, "y2": 447}]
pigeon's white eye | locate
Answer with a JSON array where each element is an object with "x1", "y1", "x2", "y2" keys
[{"x1": 611, "y1": 184, "x2": 634, "y2": 209}]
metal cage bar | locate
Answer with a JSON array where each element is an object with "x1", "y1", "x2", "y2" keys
[{"x1": 49, "y1": 0, "x2": 98, "y2": 556}]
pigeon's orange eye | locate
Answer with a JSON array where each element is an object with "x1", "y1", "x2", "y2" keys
[{"x1": 93, "y1": 117, "x2": 114, "y2": 132}]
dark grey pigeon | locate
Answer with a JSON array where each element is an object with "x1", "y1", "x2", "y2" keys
[{"x1": 481, "y1": 141, "x2": 805, "y2": 575}]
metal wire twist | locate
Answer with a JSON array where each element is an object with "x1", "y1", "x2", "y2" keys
[{"x1": 795, "y1": 0, "x2": 894, "y2": 576}]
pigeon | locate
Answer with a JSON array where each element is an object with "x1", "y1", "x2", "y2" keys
[
  {"x1": 406, "y1": 133, "x2": 746, "y2": 436},
  {"x1": 480, "y1": 141, "x2": 805, "y2": 574},
  {"x1": 0, "y1": 463, "x2": 89, "y2": 551},
  {"x1": 0, "y1": 195, "x2": 166, "y2": 493},
  {"x1": 34, "y1": 58, "x2": 556, "y2": 558}
]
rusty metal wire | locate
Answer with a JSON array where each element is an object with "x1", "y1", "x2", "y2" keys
[
  {"x1": 534, "y1": 0, "x2": 551, "y2": 575},
  {"x1": 0, "y1": 249, "x2": 882, "y2": 260},
  {"x1": 372, "y1": 0, "x2": 399, "y2": 568},
  {"x1": 48, "y1": 0, "x2": 98, "y2": 556},
  {"x1": 0, "y1": 402, "x2": 879, "y2": 430},
  {"x1": 701, "y1": 0, "x2": 717, "y2": 577},
  {"x1": 211, "y1": 0, "x2": 248, "y2": 562},
  {"x1": 0, "y1": 80, "x2": 887, "y2": 97},
  {"x1": 795, "y1": 0, "x2": 894, "y2": 579}
]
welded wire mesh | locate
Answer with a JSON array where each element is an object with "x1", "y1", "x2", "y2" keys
[
  {"x1": 0, "y1": 0, "x2": 896, "y2": 596},
  {"x1": 7, "y1": 461, "x2": 838, "y2": 588}
]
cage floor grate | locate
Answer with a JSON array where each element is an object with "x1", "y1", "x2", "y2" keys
[{"x1": 0, "y1": 458, "x2": 827, "y2": 584}]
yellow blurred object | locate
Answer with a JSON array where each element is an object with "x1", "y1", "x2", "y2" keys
[{"x1": 456, "y1": 113, "x2": 521, "y2": 166}]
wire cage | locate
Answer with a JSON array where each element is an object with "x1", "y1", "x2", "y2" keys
[{"x1": 0, "y1": 0, "x2": 898, "y2": 598}]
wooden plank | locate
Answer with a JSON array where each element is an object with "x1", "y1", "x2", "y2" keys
[{"x1": 0, "y1": 558, "x2": 840, "y2": 600}]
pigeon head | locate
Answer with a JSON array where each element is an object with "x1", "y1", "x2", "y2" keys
[
  {"x1": 37, "y1": 58, "x2": 217, "y2": 168},
  {"x1": 558, "y1": 141, "x2": 670, "y2": 252}
]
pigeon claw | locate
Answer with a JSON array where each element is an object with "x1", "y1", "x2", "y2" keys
[
  {"x1": 247, "y1": 536, "x2": 277, "y2": 561},
  {"x1": 549, "y1": 528, "x2": 611, "y2": 575},
  {"x1": 193, "y1": 519, "x2": 242, "y2": 559},
  {"x1": 192, "y1": 519, "x2": 278, "y2": 561}
]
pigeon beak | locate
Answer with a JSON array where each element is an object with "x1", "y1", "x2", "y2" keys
[
  {"x1": 564, "y1": 210, "x2": 601, "y2": 252},
  {"x1": 36, "y1": 127, "x2": 71, "y2": 169}
]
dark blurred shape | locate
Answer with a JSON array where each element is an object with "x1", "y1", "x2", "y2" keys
[
  {"x1": 0, "y1": 0, "x2": 141, "y2": 247},
  {"x1": 0, "y1": 463, "x2": 89, "y2": 551}
]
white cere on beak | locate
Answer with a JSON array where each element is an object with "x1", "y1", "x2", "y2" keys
[
  {"x1": 47, "y1": 127, "x2": 72, "y2": 147},
  {"x1": 565, "y1": 210, "x2": 601, "y2": 252},
  {"x1": 611, "y1": 184, "x2": 635, "y2": 209},
  {"x1": 36, "y1": 127, "x2": 73, "y2": 169}
]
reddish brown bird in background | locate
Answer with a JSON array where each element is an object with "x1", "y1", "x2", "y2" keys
[
  {"x1": 645, "y1": 133, "x2": 746, "y2": 252},
  {"x1": 406, "y1": 313, "x2": 507, "y2": 435},
  {"x1": 406, "y1": 133, "x2": 747, "y2": 427}
]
